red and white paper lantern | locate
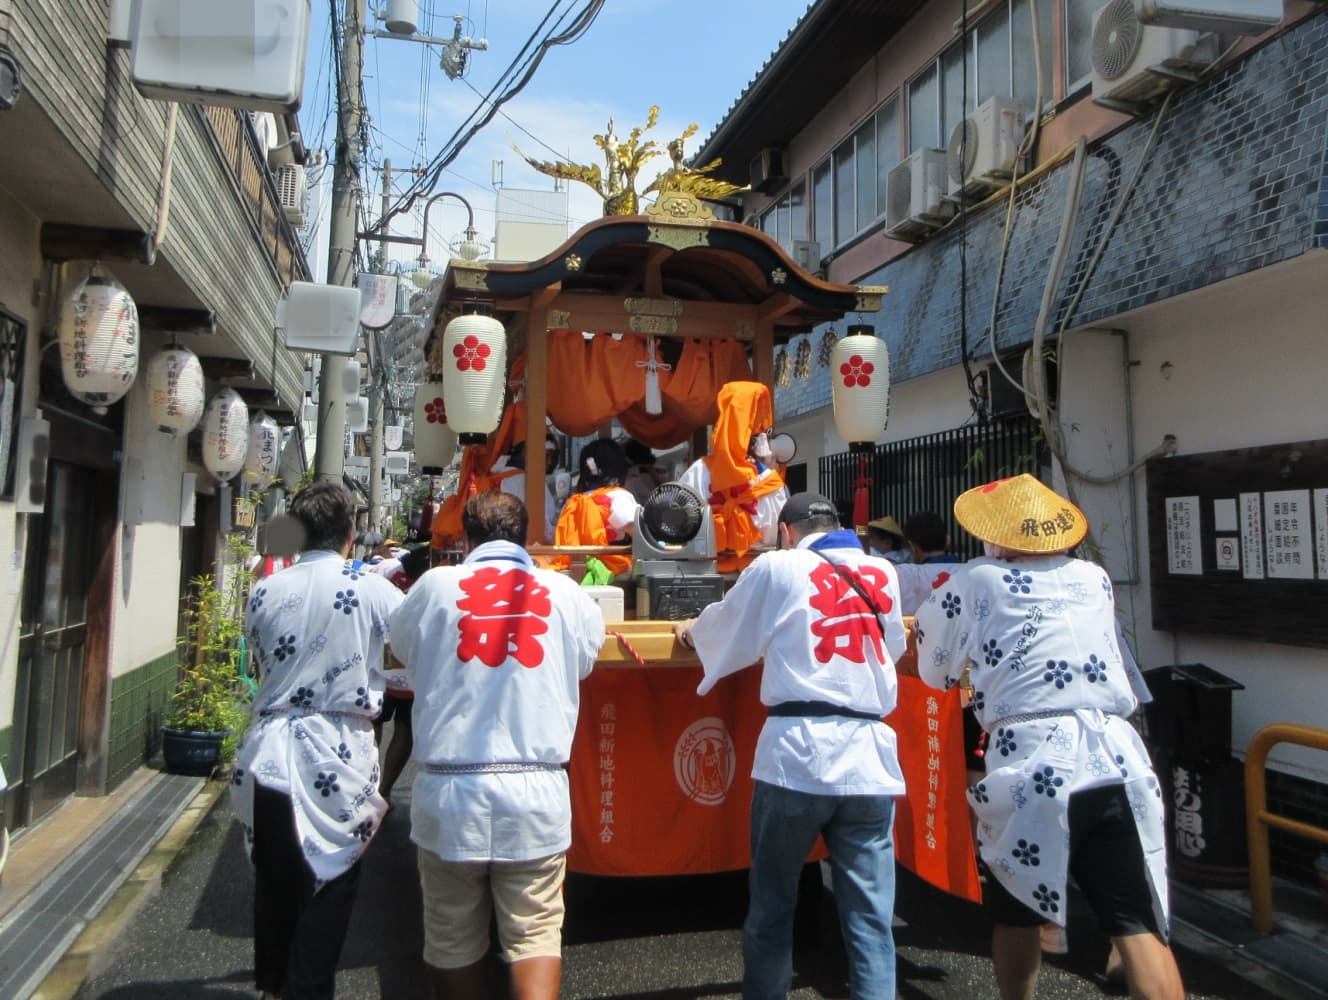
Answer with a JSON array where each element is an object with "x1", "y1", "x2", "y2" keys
[
  {"x1": 202, "y1": 388, "x2": 249, "y2": 482},
  {"x1": 412, "y1": 377, "x2": 457, "y2": 474},
  {"x1": 441, "y1": 313, "x2": 506, "y2": 444},
  {"x1": 830, "y1": 325, "x2": 890, "y2": 452},
  {"x1": 57, "y1": 265, "x2": 139, "y2": 412},
  {"x1": 145, "y1": 345, "x2": 205, "y2": 435},
  {"x1": 243, "y1": 411, "x2": 281, "y2": 491}
]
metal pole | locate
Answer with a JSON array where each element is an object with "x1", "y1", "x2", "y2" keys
[
  {"x1": 368, "y1": 159, "x2": 391, "y2": 532},
  {"x1": 314, "y1": 0, "x2": 367, "y2": 483}
]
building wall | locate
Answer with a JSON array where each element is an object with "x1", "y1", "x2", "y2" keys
[{"x1": 0, "y1": 184, "x2": 42, "y2": 765}]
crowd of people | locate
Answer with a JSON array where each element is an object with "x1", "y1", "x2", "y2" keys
[{"x1": 234, "y1": 452, "x2": 1183, "y2": 1000}]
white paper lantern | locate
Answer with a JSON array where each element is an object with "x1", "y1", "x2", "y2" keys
[
  {"x1": 830, "y1": 325, "x2": 890, "y2": 451},
  {"x1": 440, "y1": 314, "x2": 506, "y2": 444},
  {"x1": 202, "y1": 388, "x2": 249, "y2": 482},
  {"x1": 412, "y1": 377, "x2": 457, "y2": 474},
  {"x1": 57, "y1": 266, "x2": 139, "y2": 412},
  {"x1": 243, "y1": 411, "x2": 281, "y2": 491},
  {"x1": 145, "y1": 346, "x2": 205, "y2": 435}
]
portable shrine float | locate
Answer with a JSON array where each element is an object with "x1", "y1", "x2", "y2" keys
[{"x1": 420, "y1": 185, "x2": 972, "y2": 894}]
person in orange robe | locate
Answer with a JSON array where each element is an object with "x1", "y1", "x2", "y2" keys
[
  {"x1": 678, "y1": 381, "x2": 789, "y2": 574},
  {"x1": 552, "y1": 440, "x2": 638, "y2": 577}
]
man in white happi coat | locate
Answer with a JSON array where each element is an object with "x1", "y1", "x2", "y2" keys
[
  {"x1": 915, "y1": 474, "x2": 1183, "y2": 1000},
  {"x1": 231, "y1": 482, "x2": 405, "y2": 1000},
  {"x1": 390, "y1": 491, "x2": 605, "y2": 1000},
  {"x1": 673, "y1": 492, "x2": 907, "y2": 1000}
]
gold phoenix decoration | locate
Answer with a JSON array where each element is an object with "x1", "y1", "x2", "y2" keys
[{"x1": 518, "y1": 106, "x2": 746, "y2": 217}]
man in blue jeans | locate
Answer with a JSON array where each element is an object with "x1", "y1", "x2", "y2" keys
[{"x1": 674, "y1": 493, "x2": 908, "y2": 999}]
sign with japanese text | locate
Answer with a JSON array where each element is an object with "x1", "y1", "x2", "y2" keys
[
  {"x1": 1239, "y1": 492, "x2": 1265, "y2": 580},
  {"x1": 1263, "y1": 489, "x2": 1313, "y2": 580},
  {"x1": 1165, "y1": 496, "x2": 1202, "y2": 575}
]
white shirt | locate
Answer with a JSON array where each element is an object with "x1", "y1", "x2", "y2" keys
[
  {"x1": 688, "y1": 530, "x2": 908, "y2": 797},
  {"x1": 389, "y1": 541, "x2": 606, "y2": 862},
  {"x1": 914, "y1": 555, "x2": 1168, "y2": 930},
  {"x1": 894, "y1": 558, "x2": 963, "y2": 616},
  {"x1": 231, "y1": 551, "x2": 405, "y2": 886},
  {"x1": 678, "y1": 459, "x2": 788, "y2": 547}
]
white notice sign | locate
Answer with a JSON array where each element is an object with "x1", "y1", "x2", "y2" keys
[
  {"x1": 1263, "y1": 489, "x2": 1313, "y2": 580},
  {"x1": 1316, "y1": 489, "x2": 1328, "y2": 580},
  {"x1": 1166, "y1": 496, "x2": 1202, "y2": 575},
  {"x1": 1240, "y1": 492, "x2": 1264, "y2": 580},
  {"x1": 1215, "y1": 537, "x2": 1240, "y2": 571}
]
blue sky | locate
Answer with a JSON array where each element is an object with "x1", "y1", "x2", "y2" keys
[{"x1": 300, "y1": 0, "x2": 812, "y2": 269}]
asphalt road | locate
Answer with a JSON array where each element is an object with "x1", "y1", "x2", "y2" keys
[{"x1": 77, "y1": 752, "x2": 1290, "y2": 1000}]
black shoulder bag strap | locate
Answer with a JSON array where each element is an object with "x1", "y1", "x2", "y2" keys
[{"x1": 811, "y1": 549, "x2": 887, "y2": 633}]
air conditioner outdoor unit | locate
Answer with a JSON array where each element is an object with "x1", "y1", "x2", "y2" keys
[
  {"x1": 276, "y1": 163, "x2": 307, "y2": 227},
  {"x1": 749, "y1": 147, "x2": 788, "y2": 195},
  {"x1": 1090, "y1": 0, "x2": 1211, "y2": 112},
  {"x1": 1136, "y1": 0, "x2": 1281, "y2": 36},
  {"x1": 948, "y1": 96, "x2": 1025, "y2": 201},
  {"x1": 791, "y1": 240, "x2": 822, "y2": 274},
  {"x1": 884, "y1": 148, "x2": 953, "y2": 243}
]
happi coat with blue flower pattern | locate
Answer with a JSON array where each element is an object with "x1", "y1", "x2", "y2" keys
[
  {"x1": 231, "y1": 550, "x2": 405, "y2": 887},
  {"x1": 914, "y1": 554, "x2": 1168, "y2": 931}
]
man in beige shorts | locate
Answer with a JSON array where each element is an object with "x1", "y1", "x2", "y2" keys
[{"x1": 389, "y1": 492, "x2": 605, "y2": 999}]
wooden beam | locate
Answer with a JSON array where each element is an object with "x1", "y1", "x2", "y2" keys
[
  {"x1": 524, "y1": 288, "x2": 557, "y2": 545},
  {"x1": 138, "y1": 306, "x2": 218, "y2": 336},
  {"x1": 198, "y1": 357, "x2": 255, "y2": 382},
  {"x1": 754, "y1": 320, "x2": 776, "y2": 396},
  {"x1": 41, "y1": 223, "x2": 156, "y2": 265},
  {"x1": 757, "y1": 293, "x2": 800, "y2": 324},
  {"x1": 547, "y1": 292, "x2": 760, "y2": 340},
  {"x1": 642, "y1": 245, "x2": 671, "y2": 297}
]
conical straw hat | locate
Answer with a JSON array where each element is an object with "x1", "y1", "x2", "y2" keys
[{"x1": 953, "y1": 474, "x2": 1087, "y2": 554}]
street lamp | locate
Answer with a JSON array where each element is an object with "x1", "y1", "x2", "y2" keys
[{"x1": 362, "y1": 190, "x2": 488, "y2": 288}]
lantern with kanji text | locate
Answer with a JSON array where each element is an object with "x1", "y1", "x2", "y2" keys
[
  {"x1": 441, "y1": 313, "x2": 506, "y2": 445},
  {"x1": 56, "y1": 265, "x2": 139, "y2": 413},
  {"x1": 412, "y1": 376, "x2": 457, "y2": 474},
  {"x1": 831, "y1": 325, "x2": 890, "y2": 452},
  {"x1": 145, "y1": 345, "x2": 205, "y2": 435},
  {"x1": 202, "y1": 388, "x2": 249, "y2": 482},
  {"x1": 243, "y1": 411, "x2": 281, "y2": 491}
]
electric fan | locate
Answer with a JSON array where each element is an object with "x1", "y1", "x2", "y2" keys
[{"x1": 631, "y1": 482, "x2": 723, "y2": 620}]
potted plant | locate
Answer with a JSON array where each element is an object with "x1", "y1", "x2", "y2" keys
[{"x1": 162, "y1": 556, "x2": 252, "y2": 776}]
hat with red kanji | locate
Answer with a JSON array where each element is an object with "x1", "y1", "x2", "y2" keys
[{"x1": 953, "y1": 474, "x2": 1087, "y2": 554}]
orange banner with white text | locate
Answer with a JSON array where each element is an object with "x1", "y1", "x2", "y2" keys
[{"x1": 886, "y1": 676, "x2": 983, "y2": 903}]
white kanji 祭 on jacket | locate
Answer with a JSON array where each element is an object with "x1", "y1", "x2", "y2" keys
[
  {"x1": 914, "y1": 554, "x2": 1169, "y2": 930},
  {"x1": 231, "y1": 551, "x2": 405, "y2": 886},
  {"x1": 687, "y1": 530, "x2": 909, "y2": 796},
  {"x1": 389, "y1": 540, "x2": 606, "y2": 862}
]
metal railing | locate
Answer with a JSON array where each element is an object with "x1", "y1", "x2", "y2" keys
[
  {"x1": 1244, "y1": 723, "x2": 1328, "y2": 933},
  {"x1": 820, "y1": 414, "x2": 1047, "y2": 559},
  {"x1": 203, "y1": 107, "x2": 311, "y2": 288}
]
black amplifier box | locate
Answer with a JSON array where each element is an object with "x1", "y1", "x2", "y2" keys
[{"x1": 636, "y1": 574, "x2": 725, "y2": 621}]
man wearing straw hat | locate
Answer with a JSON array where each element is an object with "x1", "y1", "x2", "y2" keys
[{"x1": 914, "y1": 474, "x2": 1183, "y2": 1000}]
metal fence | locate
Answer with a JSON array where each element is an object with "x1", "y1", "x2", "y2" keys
[{"x1": 819, "y1": 414, "x2": 1048, "y2": 560}]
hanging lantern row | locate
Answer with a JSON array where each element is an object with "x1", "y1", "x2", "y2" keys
[
  {"x1": 441, "y1": 313, "x2": 506, "y2": 445},
  {"x1": 203, "y1": 387, "x2": 249, "y2": 482},
  {"x1": 831, "y1": 325, "x2": 890, "y2": 453},
  {"x1": 412, "y1": 375, "x2": 457, "y2": 475},
  {"x1": 146, "y1": 345, "x2": 206, "y2": 435},
  {"x1": 243, "y1": 411, "x2": 281, "y2": 491},
  {"x1": 817, "y1": 327, "x2": 839, "y2": 368},
  {"x1": 56, "y1": 265, "x2": 139, "y2": 414}
]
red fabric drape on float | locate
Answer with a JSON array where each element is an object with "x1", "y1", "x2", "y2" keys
[
  {"x1": 550, "y1": 487, "x2": 632, "y2": 576},
  {"x1": 701, "y1": 382, "x2": 785, "y2": 573},
  {"x1": 567, "y1": 666, "x2": 827, "y2": 875},
  {"x1": 886, "y1": 672, "x2": 983, "y2": 903},
  {"x1": 430, "y1": 400, "x2": 527, "y2": 549}
]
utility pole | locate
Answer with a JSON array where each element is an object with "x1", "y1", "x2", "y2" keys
[
  {"x1": 314, "y1": 0, "x2": 367, "y2": 483},
  {"x1": 367, "y1": 158, "x2": 391, "y2": 532}
]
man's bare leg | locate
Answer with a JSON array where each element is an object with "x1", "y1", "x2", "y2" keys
[
  {"x1": 509, "y1": 955, "x2": 561, "y2": 1000},
  {"x1": 1111, "y1": 931, "x2": 1185, "y2": 1000},
  {"x1": 992, "y1": 923, "x2": 1041, "y2": 1000},
  {"x1": 429, "y1": 958, "x2": 485, "y2": 999}
]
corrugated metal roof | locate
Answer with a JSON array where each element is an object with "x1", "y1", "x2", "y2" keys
[{"x1": 695, "y1": 0, "x2": 928, "y2": 185}]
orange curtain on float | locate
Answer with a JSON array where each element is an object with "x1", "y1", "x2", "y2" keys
[
  {"x1": 430, "y1": 400, "x2": 528, "y2": 549},
  {"x1": 544, "y1": 331, "x2": 754, "y2": 445}
]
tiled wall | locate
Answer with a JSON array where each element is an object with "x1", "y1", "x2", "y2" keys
[
  {"x1": 776, "y1": 13, "x2": 1328, "y2": 420},
  {"x1": 106, "y1": 650, "x2": 179, "y2": 791}
]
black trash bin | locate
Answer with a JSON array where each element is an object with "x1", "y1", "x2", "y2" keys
[{"x1": 1142, "y1": 663, "x2": 1248, "y2": 888}]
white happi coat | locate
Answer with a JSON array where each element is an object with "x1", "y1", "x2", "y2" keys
[
  {"x1": 688, "y1": 530, "x2": 908, "y2": 796},
  {"x1": 678, "y1": 459, "x2": 788, "y2": 548},
  {"x1": 389, "y1": 541, "x2": 605, "y2": 862},
  {"x1": 231, "y1": 550, "x2": 405, "y2": 886},
  {"x1": 914, "y1": 555, "x2": 1168, "y2": 930}
]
